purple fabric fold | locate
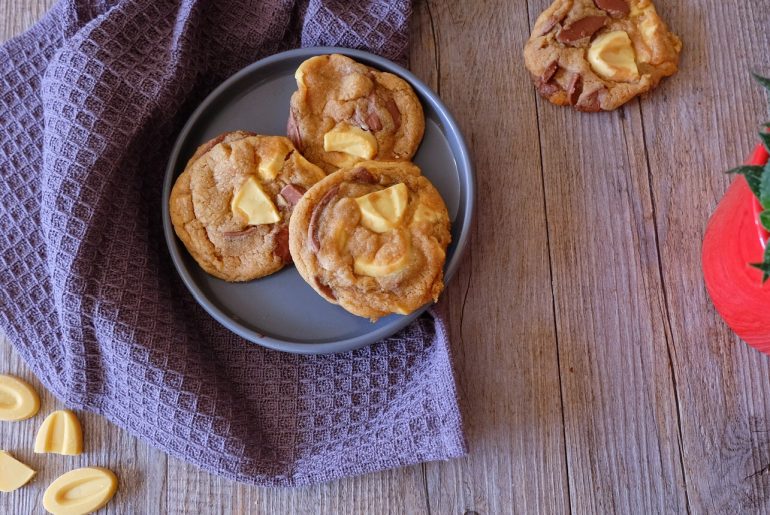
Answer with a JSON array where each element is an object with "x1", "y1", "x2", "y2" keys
[{"x1": 0, "y1": 0, "x2": 466, "y2": 486}]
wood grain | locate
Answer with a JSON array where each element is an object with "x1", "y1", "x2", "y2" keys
[
  {"x1": 417, "y1": 1, "x2": 569, "y2": 514},
  {"x1": 2, "y1": 0, "x2": 770, "y2": 513}
]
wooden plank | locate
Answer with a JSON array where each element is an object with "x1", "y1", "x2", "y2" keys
[
  {"x1": 0, "y1": 335, "x2": 168, "y2": 514},
  {"x1": 525, "y1": 0, "x2": 689, "y2": 511},
  {"x1": 643, "y1": 1, "x2": 770, "y2": 512},
  {"x1": 418, "y1": 1, "x2": 570, "y2": 513}
]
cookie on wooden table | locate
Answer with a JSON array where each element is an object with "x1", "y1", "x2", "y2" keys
[
  {"x1": 289, "y1": 161, "x2": 450, "y2": 321},
  {"x1": 169, "y1": 132, "x2": 325, "y2": 282},
  {"x1": 287, "y1": 54, "x2": 425, "y2": 173},
  {"x1": 523, "y1": 0, "x2": 682, "y2": 111}
]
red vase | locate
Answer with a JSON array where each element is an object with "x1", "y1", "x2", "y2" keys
[{"x1": 703, "y1": 143, "x2": 770, "y2": 353}]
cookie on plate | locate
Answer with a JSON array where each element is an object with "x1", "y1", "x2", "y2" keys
[
  {"x1": 523, "y1": 0, "x2": 682, "y2": 111},
  {"x1": 169, "y1": 132, "x2": 325, "y2": 282},
  {"x1": 289, "y1": 161, "x2": 451, "y2": 321},
  {"x1": 287, "y1": 54, "x2": 425, "y2": 173}
]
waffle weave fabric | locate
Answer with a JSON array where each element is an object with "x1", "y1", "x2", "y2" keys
[{"x1": 0, "y1": 0, "x2": 465, "y2": 486}]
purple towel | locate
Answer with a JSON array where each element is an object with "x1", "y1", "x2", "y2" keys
[{"x1": 0, "y1": 0, "x2": 466, "y2": 486}]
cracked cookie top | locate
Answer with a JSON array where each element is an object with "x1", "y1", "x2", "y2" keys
[
  {"x1": 523, "y1": 0, "x2": 682, "y2": 111},
  {"x1": 289, "y1": 161, "x2": 450, "y2": 321},
  {"x1": 169, "y1": 132, "x2": 325, "y2": 282},
  {"x1": 287, "y1": 54, "x2": 425, "y2": 173}
]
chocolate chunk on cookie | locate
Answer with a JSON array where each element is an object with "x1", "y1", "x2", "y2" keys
[
  {"x1": 523, "y1": 0, "x2": 682, "y2": 111},
  {"x1": 289, "y1": 161, "x2": 450, "y2": 321},
  {"x1": 287, "y1": 54, "x2": 425, "y2": 173},
  {"x1": 169, "y1": 133, "x2": 325, "y2": 282}
]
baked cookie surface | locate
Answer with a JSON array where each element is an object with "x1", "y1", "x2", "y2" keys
[
  {"x1": 523, "y1": 0, "x2": 682, "y2": 111},
  {"x1": 169, "y1": 132, "x2": 325, "y2": 282},
  {"x1": 287, "y1": 54, "x2": 425, "y2": 173},
  {"x1": 289, "y1": 161, "x2": 450, "y2": 321}
]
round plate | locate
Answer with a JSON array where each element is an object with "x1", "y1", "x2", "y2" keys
[{"x1": 162, "y1": 47, "x2": 474, "y2": 354}]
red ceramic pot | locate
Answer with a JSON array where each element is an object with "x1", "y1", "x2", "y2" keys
[{"x1": 703, "y1": 143, "x2": 770, "y2": 353}]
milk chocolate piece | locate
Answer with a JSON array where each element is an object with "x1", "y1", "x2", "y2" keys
[
  {"x1": 556, "y1": 16, "x2": 607, "y2": 44},
  {"x1": 567, "y1": 74, "x2": 583, "y2": 105},
  {"x1": 365, "y1": 112, "x2": 383, "y2": 131},
  {"x1": 593, "y1": 0, "x2": 629, "y2": 17},
  {"x1": 274, "y1": 226, "x2": 291, "y2": 264},
  {"x1": 287, "y1": 109, "x2": 303, "y2": 151},
  {"x1": 384, "y1": 97, "x2": 402, "y2": 131},
  {"x1": 577, "y1": 89, "x2": 602, "y2": 112},
  {"x1": 541, "y1": 59, "x2": 559, "y2": 83},
  {"x1": 280, "y1": 183, "x2": 307, "y2": 205},
  {"x1": 314, "y1": 276, "x2": 336, "y2": 300},
  {"x1": 351, "y1": 167, "x2": 377, "y2": 184},
  {"x1": 309, "y1": 185, "x2": 339, "y2": 252}
]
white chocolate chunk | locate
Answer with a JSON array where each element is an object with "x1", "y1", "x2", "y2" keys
[
  {"x1": 34, "y1": 409, "x2": 83, "y2": 456},
  {"x1": 355, "y1": 183, "x2": 408, "y2": 233},
  {"x1": 0, "y1": 374, "x2": 40, "y2": 421},
  {"x1": 588, "y1": 31, "x2": 640, "y2": 82},
  {"x1": 43, "y1": 467, "x2": 118, "y2": 515},
  {"x1": 324, "y1": 124, "x2": 378, "y2": 159},
  {"x1": 231, "y1": 177, "x2": 281, "y2": 225},
  {"x1": 258, "y1": 149, "x2": 289, "y2": 182},
  {"x1": 0, "y1": 451, "x2": 36, "y2": 492}
]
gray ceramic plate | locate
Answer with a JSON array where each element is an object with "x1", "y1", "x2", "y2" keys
[{"x1": 162, "y1": 47, "x2": 474, "y2": 354}]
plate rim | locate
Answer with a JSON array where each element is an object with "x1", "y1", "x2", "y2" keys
[{"x1": 162, "y1": 46, "x2": 475, "y2": 354}]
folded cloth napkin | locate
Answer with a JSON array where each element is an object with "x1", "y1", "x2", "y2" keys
[{"x1": 0, "y1": 0, "x2": 466, "y2": 486}]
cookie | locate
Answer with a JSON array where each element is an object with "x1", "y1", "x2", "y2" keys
[
  {"x1": 287, "y1": 54, "x2": 425, "y2": 174},
  {"x1": 523, "y1": 0, "x2": 682, "y2": 111},
  {"x1": 289, "y1": 161, "x2": 451, "y2": 321},
  {"x1": 169, "y1": 132, "x2": 325, "y2": 282}
]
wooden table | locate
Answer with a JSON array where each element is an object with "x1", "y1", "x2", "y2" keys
[{"x1": 2, "y1": 1, "x2": 770, "y2": 513}]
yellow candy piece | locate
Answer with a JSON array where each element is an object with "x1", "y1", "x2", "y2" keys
[
  {"x1": 587, "y1": 31, "x2": 640, "y2": 82},
  {"x1": 231, "y1": 177, "x2": 281, "y2": 225},
  {"x1": 34, "y1": 409, "x2": 83, "y2": 456},
  {"x1": 43, "y1": 467, "x2": 118, "y2": 515},
  {"x1": 0, "y1": 374, "x2": 40, "y2": 421},
  {"x1": 0, "y1": 450, "x2": 36, "y2": 492},
  {"x1": 323, "y1": 124, "x2": 378, "y2": 159},
  {"x1": 355, "y1": 183, "x2": 408, "y2": 233}
]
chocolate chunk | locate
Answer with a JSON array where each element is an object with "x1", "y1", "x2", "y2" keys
[
  {"x1": 541, "y1": 59, "x2": 559, "y2": 83},
  {"x1": 593, "y1": 0, "x2": 629, "y2": 17},
  {"x1": 576, "y1": 89, "x2": 602, "y2": 112},
  {"x1": 536, "y1": 80, "x2": 561, "y2": 98},
  {"x1": 556, "y1": 16, "x2": 607, "y2": 45},
  {"x1": 221, "y1": 226, "x2": 258, "y2": 237},
  {"x1": 308, "y1": 185, "x2": 339, "y2": 252},
  {"x1": 350, "y1": 167, "x2": 377, "y2": 184},
  {"x1": 365, "y1": 112, "x2": 383, "y2": 131},
  {"x1": 274, "y1": 226, "x2": 291, "y2": 264},
  {"x1": 286, "y1": 109, "x2": 303, "y2": 151},
  {"x1": 314, "y1": 276, "x2": 336, "y2": 300},
  {"x1": 567, "y1": 74, "x2": 583, "y2": 105},
  {"x1": 384, "y1": 97, "x2": 401, "y2": 131},
  {"x1": 280, "y1": 183, "x2": 306, "y2": 206}
]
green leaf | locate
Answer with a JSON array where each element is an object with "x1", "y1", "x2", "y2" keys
[
  {"x1": 727, "y1": 165, "x2": 765, "y2": 198},
  {"x1": 751, "y1": 244, "x2": 770, "y2": 283},
  {"x1": 760, "y1": 163, "x2": 770, "y2": 209},
  {"x1": 760, "y1": 210, "x2": 770, "y2": 232},
  {"x1": 761, "y1": 132, "x2": 770, "y2": 154},
  {"x1": 754, "y1": 73, "x2": 770, "y2": 92}
]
